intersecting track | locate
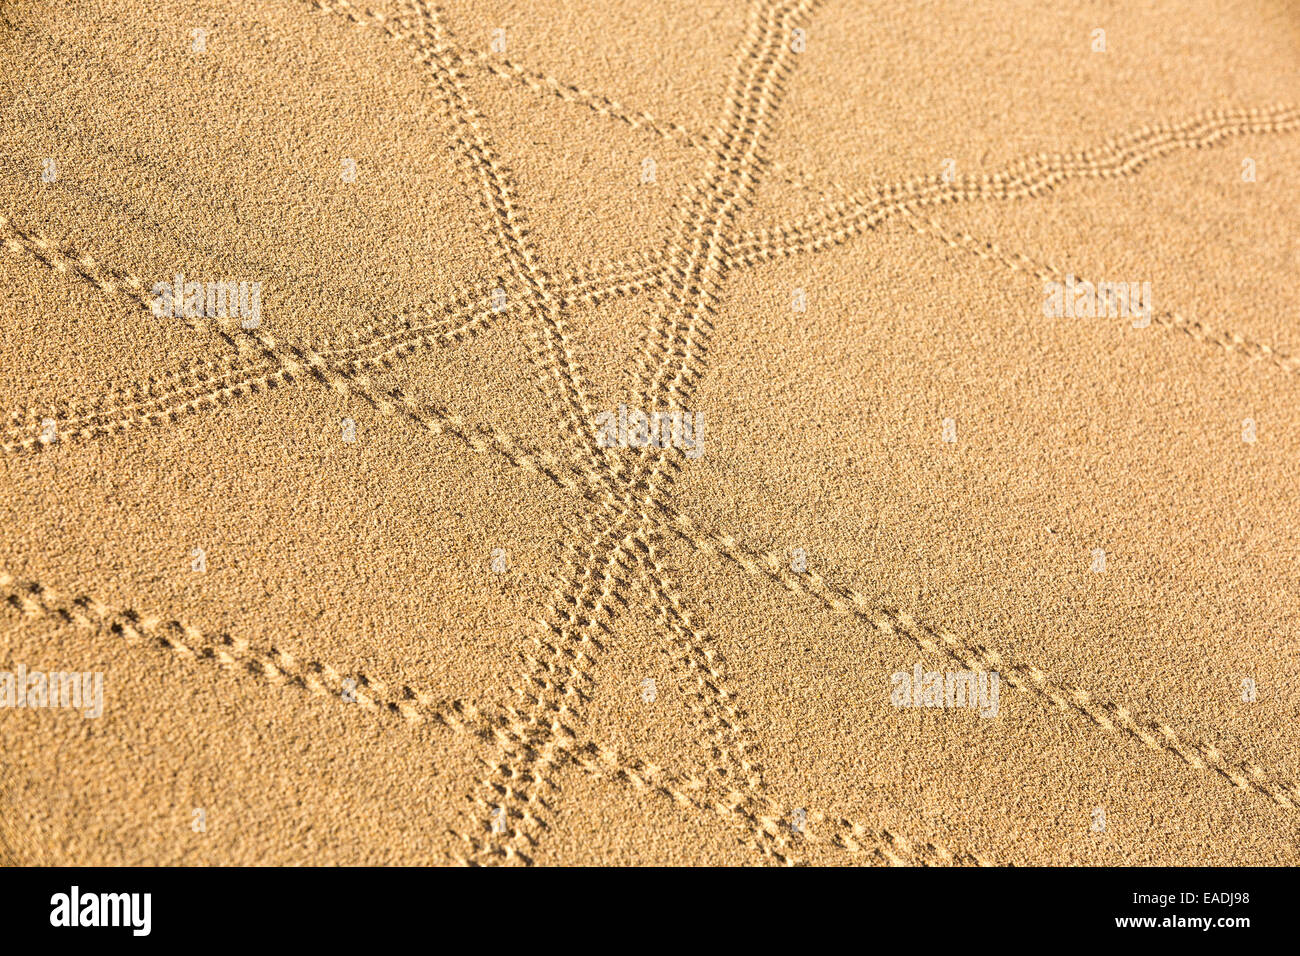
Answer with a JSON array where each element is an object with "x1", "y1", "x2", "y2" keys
[
  {"x1": 2, "y1": 0, "x2": 1299, "y2": 865},
  {"x1": 5, "y1": 201, "x2": 1300, "y2": 859},
  {"x1": 416, "y1": 0, "x2": 823, "y2": 865}
]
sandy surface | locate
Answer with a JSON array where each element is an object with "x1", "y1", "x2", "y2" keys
[{"x1": 0, "y1": 0, "x2": 1297, "y2": 865}]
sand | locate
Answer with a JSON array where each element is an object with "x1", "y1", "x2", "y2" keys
[{"x1": 0, "y1": 0, "x2": 1297, "y2": 866}]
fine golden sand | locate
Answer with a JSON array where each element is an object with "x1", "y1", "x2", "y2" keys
[{"x1": 1, "y1": 0, "x2": 1298, "y2": 865}]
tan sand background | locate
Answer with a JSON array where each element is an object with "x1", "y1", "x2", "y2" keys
[{"x1": 0, "y1": 0, "x2": 1297, "y2": 864}]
